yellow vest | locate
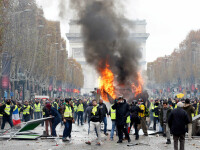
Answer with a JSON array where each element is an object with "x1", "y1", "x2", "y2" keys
[
  {"x1": 126, "y1": 116, "x2": 131, "y2": 123},
  {"x1": 150, "y1": 102, "x2": 154, "y2": 110},
  {"x1": 5, "y1": 104, "x2": 11, "y2": 115},
  {"x1": 74, "y1": 104, "x2": 77, "y2": 112},
  {"x1": 92, "y1": 106, "x2": 97, "y2": 115},
  {"x1": 53, "y1": 102, "x2": 58, "y2": 109},
  {"x1": 18, "y1": 107, "x2": 21, "y2": 113},
  {"x1": 13, "y1": 105, "x2": 18, "y2": 112},
  {"x1": 34, "y1": 103, "x2": 41, "y2": 112},
  {"x1": 153, "y1": 105, "x2": 159, "y2": 117},
  {"x1": 23, "y1": 105, "x2": 30, "y2": 115},
  {"x1": 196, "y1": 103, "x2": 199, "y2": 116},
  {"x1": 139, "y1": 104, "x2": 145, "y2": 117},
  {"x1": 64, "y1": 106, "x2": 72, "y2": 117},
  {"x1": 77, "y1": 104, "x2": 84, "y2": 112},
  {"x1": 174, "y1": 104, "x2": 177, "y2": 109},
  {"x1": 110, "y1": 105, "x2": 116, "y2": 120}
]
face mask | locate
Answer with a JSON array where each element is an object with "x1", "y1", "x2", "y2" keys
[
  {"x1": 6, "y1": 102, "x2": 10, "y2": 105},
  {"x1": 36, "y1": 102, "x2": 39, "y2": 104}
]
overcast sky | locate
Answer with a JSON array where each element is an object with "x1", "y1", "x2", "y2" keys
[{"x1": 36, "y1": 0, "x2": 200, "y2": 62}]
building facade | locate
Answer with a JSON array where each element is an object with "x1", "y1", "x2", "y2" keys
[{"x1": 66, "y1": 20, "x2": 149, "y2": 94}]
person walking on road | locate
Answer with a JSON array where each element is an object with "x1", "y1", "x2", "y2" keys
[
  {"x1": 130, "y1": 100, "x2": 141, "y2": 140},
  {"x1": 85, "y1": 99, "x2": 103, "y2": 146},
  {"x1": 152, "y1": 100, "x2": 160, "y2": 131},
  {"x1": 99, "y1": 99, "x2": 109, "y2": 136},
  {"x1": 77, "y1": 99, "x2": 84, "y2": 126},
  {"x1": 62, "y1": 98, "x2": 74, "y2": 141},
  {"x1": 183, "y1": 98, "x2": 195, "y2": 140},
  {"x1": 160, "y1": 101, "x2": 172, "y2": 144},
  {"x1": 168, "y1": 102, "x2": 190, "y2": 150},
  {"x1": 138, "y1": 99, "x2": 148, "y2": 136},
  {"x1": 112, "y1": 96, "x2": 131, "y2": 143}
]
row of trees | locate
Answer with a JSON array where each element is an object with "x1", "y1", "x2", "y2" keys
[
  {"x1": 147, "y1": 30, "x2": 200, "y2": 97},
  {"x1": 0, "y1": 0, "x2": 84, "y2": 99}
]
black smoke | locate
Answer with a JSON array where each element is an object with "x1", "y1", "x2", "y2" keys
[{"x1": 70, "y1": 0, "x2": 142, "y2": 86}]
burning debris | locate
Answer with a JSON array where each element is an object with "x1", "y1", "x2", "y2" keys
[
  {"x1": 70, "y1": 0, "x2": 143, "y2": 100},
  {"x1": 99, "y1": 63, "x2": 116, "y2": 102}
]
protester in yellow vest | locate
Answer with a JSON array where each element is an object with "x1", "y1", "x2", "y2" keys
[
  {"x1": 85, "y1": 99, "x2": 102, "y2": 146},
  {"x1": 0, "y1": 99, "x2": 14, "y2": 129},
  {"x1": 109, "y1": 104, "x2": 116, "y2": 140},
  {"x1": 62, "y1": 98, "x2": 74, "y2": 142},
  {"x1": 22, "y1": 101, "x2": 33, "y2": 122},
  {"x1": 73, "y1": 100, "x2": 78, "y2": 123},
  {"x1": 33, "y1": 100, "x2": 42, "y2": 120},
  {"x1": 77, "y1": 99, "x2": 84, "y2": 126},
  {"x1": 52, "y1": 99, "x2": 59, "y2": 110},
  {"x1": 196, "y1": 101, "x2": 200, "y2": 116},
  {"x1": 138, "y1": 99, "x2": 148, "y2": 136},
  {"x1": 152, "y1": 101, "x2": 160, "y2": 131}
]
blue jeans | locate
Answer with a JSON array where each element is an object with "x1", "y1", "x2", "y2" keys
[
  {"x1": 74, "y1": 112, "x2": 77, "y2": 123},
  {"x1": 34, "y1": 112, "x2": 41, "y2": 120},
  {"x1": 23, "y1": 114, "x2": 31, "y2": 122},
  {"x1": 103, "y1": 117, "x2": 107, "y2": 134},
  {"x1": 52, "y1": 118, "x2": 61, "y2": 136},
  {"x1": 153, "y1": 117, "x2": 159, "y2": 130},
  {"x1": 1, "y1": 116, "x2": 13, "y2": 129},
  {"x1": 77, "y1": 111, "x2": 83, "y2": 125},
  {"x1": 110, "y1": 120, "x2": 116, "y2": 139},
  {"x1": 63, "y1": 120, "x2": 72, "y2": 138}
]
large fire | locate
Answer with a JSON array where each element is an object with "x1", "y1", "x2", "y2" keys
[
  {"x1": 131, "y1": 72, "x2": 144, "y2": 97},
  {"x1": 99, "y1": 63, "x2": 143, "y2": 101},
  {"x1": 99, "y1": 63, "x2": 116, "y2": 102}
]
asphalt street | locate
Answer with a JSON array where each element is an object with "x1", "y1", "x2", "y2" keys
[{"x1": 0, "y1": 123, "x2": 200, "y2": 150}]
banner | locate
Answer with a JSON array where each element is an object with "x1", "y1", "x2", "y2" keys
[{"x1": 1, "y1": 53, "x2": 11, "y2": 90}]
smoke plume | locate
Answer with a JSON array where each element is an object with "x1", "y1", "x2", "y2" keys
[{"x1": 70, "y1": 0, "x2": 142, "y2": 86}]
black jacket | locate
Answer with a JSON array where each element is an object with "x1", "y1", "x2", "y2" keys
[
  {"x1": 130, "y1": 104, "x2": 141, "y2": 124},
  {"x1": 112, "y1": 101, "x2": 130, "y2": 125},
  {"x1": 99, "y1": 103, "x2": 108, "y2": 117},
  {"x1": 168, "y1": 107, "x2": 190, "y2": 136},
  {"x1": 90, "y1": 106, "x2": 103, "y2": 122}
]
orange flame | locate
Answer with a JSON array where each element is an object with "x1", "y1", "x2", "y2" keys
[
  {"x1": 99, "y1": 63, "x2": 116, "y2": 102},
  {"x1": 131, "y1": 72, "x2": 144, "y2": 97}
]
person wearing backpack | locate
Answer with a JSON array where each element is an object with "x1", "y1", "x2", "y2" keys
[
  {"x1": 152, "y1": 100, "x2": 160, "y2": 131},
  {"x1": 130, "y1": 100, "x2": 141, "y2": 140},
  {"x1": 138, "y1": 99, "x2": 148, "y2": 136}
]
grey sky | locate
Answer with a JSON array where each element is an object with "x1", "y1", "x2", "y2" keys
[{"x1": 36, "y1": 0, "x2": 200, "y2": 62}]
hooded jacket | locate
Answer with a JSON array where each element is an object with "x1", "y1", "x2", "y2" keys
[
  {"x1": 160, "y1": 106, "x2": 171, "y2": 127},
  {"x1": 112, "y1": 100, "x2": 130, "y2": 126},
  {"x1": 183, "y1": 104, "x2": 195, "y2": 123}
]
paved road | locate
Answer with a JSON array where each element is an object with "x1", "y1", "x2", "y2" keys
[{"x1": 1, "y1": 123, "x2": 200, "y2": 150}]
